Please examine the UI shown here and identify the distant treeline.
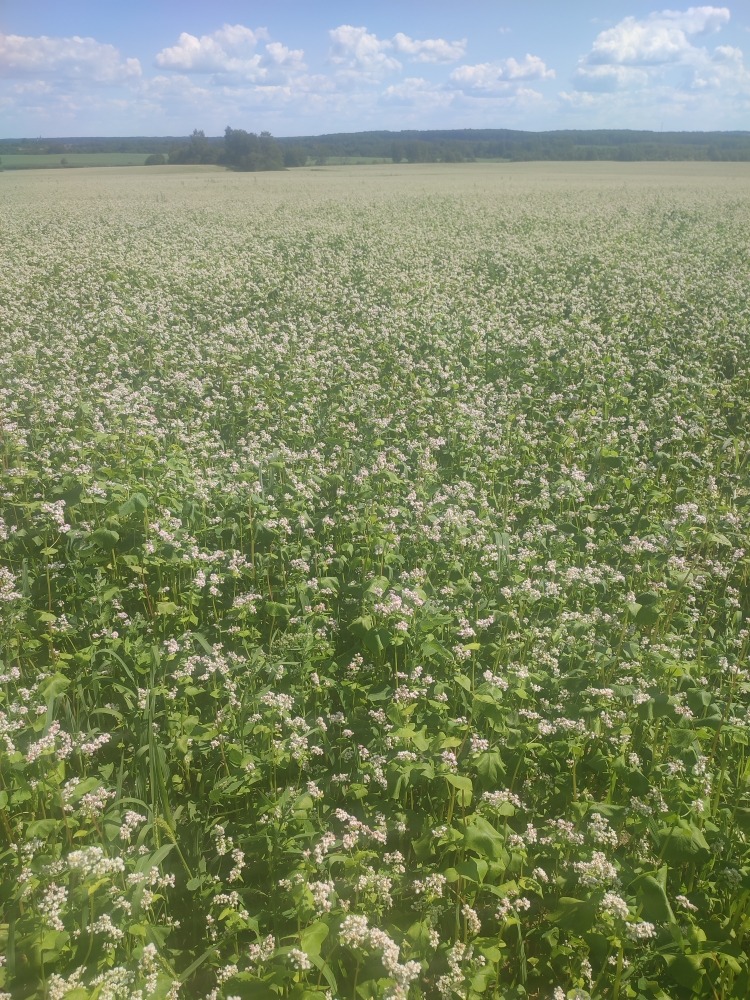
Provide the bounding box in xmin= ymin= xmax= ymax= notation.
xmin=0 ymin=129 xmax=299 ymax=172
xmin=3 ymin=127 xmax=750 ymax=166
xmin=286 ymin=128 xmax=750 ymax=163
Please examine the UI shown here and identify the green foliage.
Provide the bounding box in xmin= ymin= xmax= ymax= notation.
xmin=1 ymin=163 xmax=750 ymax=998
xmin=223 ymin=127 xmax=284 ymax=172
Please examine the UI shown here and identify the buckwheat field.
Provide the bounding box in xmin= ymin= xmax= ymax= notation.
xmin=2 ymin=161 xmax=750 ymax=1000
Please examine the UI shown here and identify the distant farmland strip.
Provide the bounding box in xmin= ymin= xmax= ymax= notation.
xmin=1 ymin=152 xmax=154 ymax=169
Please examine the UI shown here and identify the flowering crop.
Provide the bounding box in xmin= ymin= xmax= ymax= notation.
xmin=1 ymin=162 xmax=750 ymax=999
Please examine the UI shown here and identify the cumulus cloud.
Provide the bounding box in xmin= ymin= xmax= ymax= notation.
xmin=155 ymin=24 xmax=266 ymax=72
xmin=575 ymin=5 xmax=747 ymax=94
xmin=329 ymin=25 xmax=465 ymax=76
xmin=155 ymin=24 xmax=305 ymax=82
xmin=265 ymin=42 xmax=306 ymax=71
xmin=328 ymin=25 xmax=402 ymax=74
xmin=572 ymin=65 xmax=650 ymax=93
xmin=693 ymin=42 xmax=750 ymax=88
xmin=391 ymin=33 xmax=466 ymax=63
xmin=0 ymin=32 xmax=141 ymax=82
xmin=450 ymin=55 xmax=555 ymax=92
xmin=382 ymin=76 xmax=453 ymax=110
xmin=586 ymin=5 xmax=729 ymax=66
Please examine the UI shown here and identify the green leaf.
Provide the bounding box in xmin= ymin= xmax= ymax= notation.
xmin=300 ymin=920 xmax=329 ymax=959
xmin=665 ymin=953 xmax=706 ymax=989
xmin=224 ymin=976 xmax=277 ymax=1000
xmin=654 ymin=822 xmax=710 ymax=864
xmin=266 ymin=601 xmax=292 ymax=618
xmin=476 ymin=750 xmax=505 ymax=786
xmin=710 ymin=532 xmax=732 ymax=547
xmin=445 ymin=774 xmax=473 ymax=807
xmin=549 ymin=896 xmax=598 ymax=934
xmin=39 ymin=673 xmax=70 ymax=700
xmin=421 ymin=639 xmax=451 ymax=662
xmin=635 ymin=604 xmax=661 ymax=626
xmin=64 ymin=777 xmax=101 ymax=804
xmin=119 ymin=493 xmax=148 ymax=516
xmin=634 ymin=873 xmax=676 ymax=924
xmin=90 ymin=528 xmax=120 ymax=548
xmin=406 ymin=918 xmax=435 ymax=950
xmin=635 ymin=592 xmax=660 ymax=606
xmin=308 ymin=955 xmax=337 ymax=994
xmin=41 ymin=928 xmax=69 ymax=958
xmin=26 ymin=819 xmax=59 ymax=838
xmin=138 ymin=843 xmax=175 ymax=872
xmin=463 ymin=816 xmax=506 ymax=861
xmin=456 ymin=857 xmax=488 ymax=884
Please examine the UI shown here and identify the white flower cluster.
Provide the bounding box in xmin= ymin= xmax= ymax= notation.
xmin=437 ymin=941 xmax=486 ymax=998
xmin=340 ymin=914 xmax=421 ymax=997
xmin=67 ymin=846 xmax=125 ymax=878
xmin=0 ymin=566 xmax=22 ymax=603
xmin=248 ymin=934 xmax=276 ymax=965
xmin=573 ymin=851 xmax=619 ymax=888
xmin=600 ymin=891 xmax=630 ymax=920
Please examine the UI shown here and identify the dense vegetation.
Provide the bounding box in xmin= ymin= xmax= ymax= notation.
xmin=167 ymin=129 xmax=297 ymax=171
xmin=283 ymin=128 xmax=750 ymax=164
xmin=2 ymin=127 xmax=749 ymax=168
xmin=1 ymin=162 xmax=750 ymax=1000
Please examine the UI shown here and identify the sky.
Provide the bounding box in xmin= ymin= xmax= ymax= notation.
xmin=1 ymin=2 xmax=749 ymax=137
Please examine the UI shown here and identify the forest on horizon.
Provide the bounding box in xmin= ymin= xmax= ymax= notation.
xmin=2 ymin=126 xmax=750 ymax=167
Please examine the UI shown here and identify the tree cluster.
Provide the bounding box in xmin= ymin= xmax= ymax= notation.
xmin=161 ymin=128 xmax=305 ymax=171
xmin=221 ymin=128 xmax=283 ymax=171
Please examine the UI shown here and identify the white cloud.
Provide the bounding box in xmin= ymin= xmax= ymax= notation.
xmin=573 ymin=64 xmax=650 ymax=92
xmin=575 ymin=5 xmax=748 ymax=98
xmin=265 ymin=42 xmax=306 ymax=71
xmin=656 ymin=5 xmax=730 ymax=35
xmin=693 ymin=43 xmax=750 ymax=88
xmin=585 ymin=5 xmax=730 ymax=66
xmin=559 ymin=77 xmax=715 ymax=127
xmin=155 ymin=25 xmax=268 ymax=74
xmin=329 ymin=25 xmax=402 ymax=74
xmin=328 ymin=25 xmax=466 ymax=76
xmin=504 ymin=55 xmax=556 ymax=80
xmin=0 ymin=32 xmax=141 ymax=82
xmin=382 ymin=76 xmax=453 ymax=110
xmin=450 ymin=55 xmax=555 ymax=92
xmin=449 ymin=86 xmax=547 ymax=120
xmin=154 ymin=24 xmax=307 ymax=85
xmin=391 ymin=33 xmax=466 ymax=63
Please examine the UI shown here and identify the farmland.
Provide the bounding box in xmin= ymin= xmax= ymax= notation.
xmin=0 ymin=153 xmax=157 ymax=170
xmin=1 ymin=161 xmax=750 ymax=999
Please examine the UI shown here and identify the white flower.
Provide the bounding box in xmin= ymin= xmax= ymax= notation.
xmin=626 ymin=920 xmax=657 ymax=940
xmin=289 ymin=948 xmax=312 ymax=971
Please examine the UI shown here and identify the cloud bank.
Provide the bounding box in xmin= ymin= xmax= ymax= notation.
xmin=0 ymin=7 xmax=747 ymax=135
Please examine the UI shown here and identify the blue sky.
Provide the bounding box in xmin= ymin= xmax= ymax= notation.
xmin=1 ymin=2 xmax=749 ymax=136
